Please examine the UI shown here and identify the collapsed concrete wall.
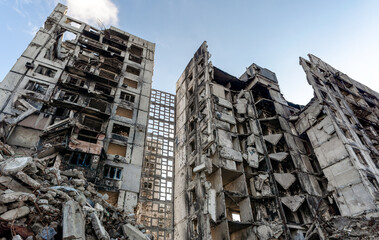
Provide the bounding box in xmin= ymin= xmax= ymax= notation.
xmin=174 ymin=43 xmax=379 ymax=240
xmin=0 ymin=3 xmax=154 ymax=213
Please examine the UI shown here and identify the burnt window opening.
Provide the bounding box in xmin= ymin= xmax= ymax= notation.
xmin=67 ymin=152 xmax=91 ymax=167
xmin=188 ymin=87 xmax=194 ymax=96
xmin=189 ymin=103 xmax=195 ymax=113
xmin=319 ymin=90 xmax=328 ymax=100
xmin=353 ymin=148 xmax=368 ymax=166
xmin=55 ymin=107 xmax=70 ymax=118
xmin=126 ymin=66 xmax=141 ymax=76
xmin=99 ymin=69 xmax=116 ymax=80
xmin=129 ymin=45 xmax=143 ymax=57
xmin=94 ymin=84 xmax=112 ymax=95
xmin=189 ymin=139 xmax=196 ymax=153
xmin=83 ymin=116 xmax=103 ymax=132
xmin=25 ymin=80 xmax=48 ymax=94
xmin=312 ymin=75 xmax=323 ymax=86
xmin=123 ymin=78 xmax=138 ymax=89
xmin=77 ymin=129 xmax=98 ymax=143
xmin=103 ymin=165 xmax=122 ymax=180
xmin=59 ymin=91 xmax=79 ymax=103
xmin=120 ymin=92 xmax=135 ymax=103
xmin=231 ymin=212 xmax=241 ymax=222
xmin=68 ymin=76 xmax=86 ymax=87
xmin=35 ymin=65 xmax=57 ymax=78
xmin=189 ymin=119 xmax=195 ymax=132
xmin=112 ymin=124 xmax=130 ymax=137
xmin=89 ymin=98 xmax=108 ymax=112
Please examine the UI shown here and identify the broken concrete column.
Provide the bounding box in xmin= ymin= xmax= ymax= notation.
xmin=62 ymin=200 xmax=85 ymax=240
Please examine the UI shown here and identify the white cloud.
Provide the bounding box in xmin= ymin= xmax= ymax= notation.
xmin=65 ymin=0 xmax=119 ymax=28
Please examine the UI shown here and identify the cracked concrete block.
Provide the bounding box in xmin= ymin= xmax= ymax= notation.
xmin=0 ymin=191 xmax=36 ymax=204
xmin=0 ymin=157 xmax=32 ymax=175
xmin=0 ymin=206 xmax=30 ymax=221
xmin=91 ymin=212 xmax=110 ymax=240
xmin=246 ymin=147 xmax=259 ymax=168
xmin=16 ymin=171 xmax=41 ymax=189
xmin=219 ymin=147 xmax=243 ymax=162
xmin=122 ymin=223 xmax=147 ymax=240
xmin=263 ymin=133 xmax=282 ymax=145
xmin=274 ymin=173 xmax=296 ymax=190
xmin=281 ymin=195 xmax=305 ymax=212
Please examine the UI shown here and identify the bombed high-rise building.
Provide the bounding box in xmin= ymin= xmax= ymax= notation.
xmin=174 ymin=42 xmax=379 ymax=239
xmin=0 ymin=3 xmax=378 ymax=240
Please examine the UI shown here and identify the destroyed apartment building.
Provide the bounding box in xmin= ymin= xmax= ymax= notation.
xmin=0 ymin=3 xmax=378 ymax=240
xmin=174 ymin=42 xmax=379 ymax=240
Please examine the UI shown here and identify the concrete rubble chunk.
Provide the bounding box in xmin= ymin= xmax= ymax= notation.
xmin=16 ymin=171 xmax=41 ymax=189
xmin=274 ymin=173 xmax=296 ymax=190
xmin=219 ymin=147 xmax=243 ymax=162
xmin=268 ymin=152 xmax=288 ymax=162
xmin=62 ymin=200 xmax=85 ymax=240
xmin=281 ymin=195 xmax=305 ymax=212
xmin=193 ymin=163 xmax=206 ymax=173
xmin=263 ymin=133 xmax=283 ymax=145
xmin=90 ymin=212 xmax=110 ymax=240
xmin=246 ymin=147 xmax=259 ymax=168
xmin=0 ymin=191 xmax=36 ymax=203
xmin=0 ymin=206 xmax=30 ymax=220
xmin=0 ymin=157 xmax=32 ymax=175
xmin=122 ymin=223 xmax=148 ymax=240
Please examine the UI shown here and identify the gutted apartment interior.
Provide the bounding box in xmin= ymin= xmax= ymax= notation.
xmin=0 ymin=3 xmax=155 ymax=213
xmin=174 ymin=42 xmax=378 ymax=240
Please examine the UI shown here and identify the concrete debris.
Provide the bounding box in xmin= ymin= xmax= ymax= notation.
xmin=263 ymin=133 xmax=283 ymax=145
xmin=122 ymin=223 xmax=148 ymax=240
xmin=0 ymin=141 xmax=151 ymax=239
xmin=274 ymin=173 xmax=296 ymax=190
xmin=280 ymin=195 xmax=305 ymax=212
xmin=268 ymin=152 xmax=288 ymax=162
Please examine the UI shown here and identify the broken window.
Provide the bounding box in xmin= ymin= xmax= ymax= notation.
xmin=126 ymin=65 xmax=141 ymax=76
xmin=123 ymin=78 xmax=138 ymax=89
xmin=82 ymin=116 xmax=103 ymax=132
xmin=116 ymin=107 xmax=133 ymax=119
xmin=25 ymin=80 xmax=48 ymax=94
xmin=129 ymin=45 xmax=143 ymax=57
xmin=103 ymin=165 xmax=122 ymax=180
xmin=59 ymin=91 xmax=79 ymax=103
xmin=99 ymin=69 xmax=116 ymax=80
xmin=94 ymin=84 xmax=112 ymax=95
xmin=35 ymin=65 xmax=57 ymax=77
xmin=68 ymin=75 xmax=86 ymax=87
xmin=120 ymin=91 xmax=135 ymax=102
xmin=77 ymin=129 xmax=98 ymax=143
xmin=67 ymin=152 xmax=91 ymax=167
xmin=89 ymin=98 xmax=108 ymax=112
xmin=112 ymin=124 xmax=130 ymax=137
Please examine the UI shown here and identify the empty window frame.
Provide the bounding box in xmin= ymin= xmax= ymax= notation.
xmin=65 ymin=18 xmax=81 ymax=29
xmin=112 ymin=124 xmax=130 ymax=137
xmin=99 ymin=69 xmax=116 ymax=80
xmin=129 ymin=45 xmax=143 ymax=57
xmin=25 ymin=80 xmax=48 ymax=94
xmin=68 ymin=75 xmax=86 ymax=87
xmin=107 ymin=142 xmax=127 ymax=157
xmin=120 ymin=91 xmax=135 ymax=102
xmin=123 ymin=78 xmax=138 ymax=89
xmin=126 ymin=66 xmax=141 ymax=76
xmin=103 ymin=165 xmax=122 ymax=180
xmin=67 ymin=152 xmax=91 ymax=167
xmin=35 ymin=65 xmax=57 ymax=78
xmin=89 ymin=98 xmax=108 ymax=112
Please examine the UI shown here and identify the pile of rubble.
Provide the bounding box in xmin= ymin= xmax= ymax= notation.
xmin=0 ymin=142 xmax=149 ymax=240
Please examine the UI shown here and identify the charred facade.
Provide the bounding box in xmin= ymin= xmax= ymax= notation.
xmin=0 ymin=4 xmax=155 ymax=213
xmin=174 ymin=42 xmax=379 ymax=239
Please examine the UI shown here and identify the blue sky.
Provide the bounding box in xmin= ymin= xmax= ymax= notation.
xmin=0 ymin=0 xmax=378 ymax=104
